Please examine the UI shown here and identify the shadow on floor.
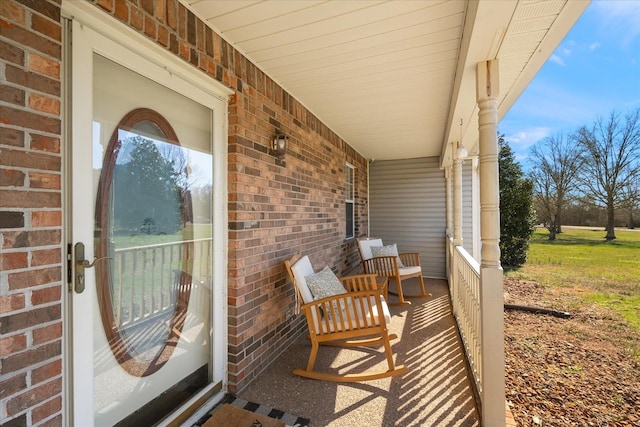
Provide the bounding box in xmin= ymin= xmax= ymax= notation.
xmin=236 ymin=278 xmax=480 ymax=427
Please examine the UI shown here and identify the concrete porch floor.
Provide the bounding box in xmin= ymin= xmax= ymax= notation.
xmin=229 ymin=278 xmax=481 ymax=427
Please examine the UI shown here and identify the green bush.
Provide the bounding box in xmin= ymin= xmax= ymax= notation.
xmin=499 ymin=136 xmax=536 ymax=267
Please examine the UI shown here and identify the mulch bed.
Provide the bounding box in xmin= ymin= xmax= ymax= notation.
xmin=504 ymin=277 xmax=640 ymax=426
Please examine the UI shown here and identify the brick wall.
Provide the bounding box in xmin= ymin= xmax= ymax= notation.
xmin=1 ymin=0 xmax=369 ymax=424
xmin=1 ymin=0 xmax=64 ymax=426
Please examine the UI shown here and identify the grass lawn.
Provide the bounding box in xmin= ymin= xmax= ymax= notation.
xmin=506 ymin=226 xmax=640 ymax=331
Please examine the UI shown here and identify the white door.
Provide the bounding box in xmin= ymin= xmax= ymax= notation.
xmin=68 ymin=14 xmax=227 ymax=427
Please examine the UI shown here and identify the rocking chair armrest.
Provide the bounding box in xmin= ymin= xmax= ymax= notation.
xmin=299 ymin=289 xmax=382 ymax=310
xmin=398 ymin=252 xmax=421 ymax=266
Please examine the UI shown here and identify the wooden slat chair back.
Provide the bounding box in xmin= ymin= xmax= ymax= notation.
xmin=357 ymin=237 xmax=431 ymax=305
xmin=284 ymin=253 xmax=407 ymax=382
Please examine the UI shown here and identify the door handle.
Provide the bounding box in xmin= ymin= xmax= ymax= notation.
xmin=74 ymin=242 xmax=110 ymax=293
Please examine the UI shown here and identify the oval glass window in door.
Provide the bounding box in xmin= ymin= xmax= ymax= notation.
xmin=95 ymin=108 xmax=195 ymax=377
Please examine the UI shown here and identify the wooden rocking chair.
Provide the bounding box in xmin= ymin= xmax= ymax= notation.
xmin=357 ymin=238 xmax=431 ymax=306
xmin=284 ymin=254 xmax=408 ymax=382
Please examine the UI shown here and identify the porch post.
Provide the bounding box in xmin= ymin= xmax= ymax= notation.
xmin=476 ymin=59 xmax=505 ymax=425
xmin=445 ymin=165 xmax=452 ymax=237
xmin=453 ymin=144 xmax=464 ymax=247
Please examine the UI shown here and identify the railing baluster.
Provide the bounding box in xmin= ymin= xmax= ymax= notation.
xmin=116 ymin=251 xmax=122 ymax=327
xmin=129 ymin=251 xmax=138 ymax=323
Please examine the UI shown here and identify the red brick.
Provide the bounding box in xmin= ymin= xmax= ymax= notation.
xmin=29 ymin=172 xmax=61 ymax=189
xmin=31 ymin=248 xmax=61 ymax=266
xmin=19 ymin=0 xmax=60 ymax=22
xmin=0 ymin=127 xmax=24 ymax=147
xmin=2 ymin=229 xmax=61 ymax=249
xmin=30 ymin=134 xmax=60 ymax=153
xmin=32 ymin=323 xmax=62 ymax=350
xmin=167 ymin=0 xmax=178 ymax=30
xmin=157 ymin=24 xmax=169 ymax=47
xmin=97 ymin=0 xmax=113 ymax=13
xmin=130 ymin=6 xmax=143 ymax=30
xmin=0 ymin=251 xmax=28 ymax=269
xmin=178 ymin=5 xmax=186 ymax=41
xmin=31 ymin=285 xmax=61 ymax=306
xmin=0 ymin=19 xmax=60 ymax=59
xmin=0 ymin=147 xmax=60 ymax=170
xmin=140 ymin=0 xmax=153 ymax=14
xmin=31 ymin=210 xmax=61 ymax=227
xmin=1 ymin=210 xmax=25 ymax=228
xmin=0 ymin=332 xmax=27 ymax=355
xmin=5 ymin=64 xmax=60 ymax=97
xmin=0 ymin=1 xmax=26 ymax=25
xmin=31 ymin=14 xmax=62 ymax=42
xmin=0 ymin=293 xmax=25 ymax=314
xmin=155 ymin=0 xmax=166 ymax=23
xmin=114 ymin=0 xmax=128 ymax=21
xmin=0 ymin=190 xmax=61 ymax=209
xmin=0 ymin=372 xmax=27 ymax=398
xmin=144 ymin=13 xmax=156 ymax=39
xmin=6 ymin=377 xmax=62 ymax=416
xmin=0 ymin=169 xmax=26 ymax=186
xmin=28 ymin=53 xmax=60 ymax=79
xmin=39 ymin=414 xmax=62 ymax=427
xmin=8 ymin=267 xmax=61 ymax=291
xmin=28 ymin=93 xmax=60 ymax=115
xmin=0 ymin=106 xmax=60 ymax=135
xmin=32 ymin=396 xmax=62 ymax=424
xmin=0 ymin=84 xmax=25 ymax=105
xmin=0 ymin=340 xmax=60 ymax=374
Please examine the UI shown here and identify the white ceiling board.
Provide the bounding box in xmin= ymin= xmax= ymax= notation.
xmin=185 ymin=0 xmax=589 ymax=162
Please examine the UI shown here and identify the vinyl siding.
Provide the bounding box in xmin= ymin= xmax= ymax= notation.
xmin=369 ymin=157 xmax=446 ymax=278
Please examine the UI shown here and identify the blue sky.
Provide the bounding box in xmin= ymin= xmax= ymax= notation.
xmin=499 ymin=0 xmax=640 ymax=167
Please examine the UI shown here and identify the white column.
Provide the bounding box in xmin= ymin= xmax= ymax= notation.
xmin=445 ymin=165 xmax=452 ymax=237
xmin=453 ymin=142 xmax=464 ymax=247
xmin=444 ymin=165 xmax=454 ymax=298
xmin=476 ymin=59 xmax=505 ymax=426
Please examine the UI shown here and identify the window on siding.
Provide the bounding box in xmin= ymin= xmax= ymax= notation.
xmin=345 ymin=163 xmax=355 ymax=239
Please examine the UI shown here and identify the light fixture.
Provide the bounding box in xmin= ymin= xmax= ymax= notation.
xmin=456 ymin=144 xmax=468 ymax=160
xmin=456 ymin=118 xmax=467 ymax=160
xmin=272 ymin=132 xmax=287 ymax=159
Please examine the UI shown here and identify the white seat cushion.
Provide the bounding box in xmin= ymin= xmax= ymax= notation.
xmin=398 ymin=266 xmax=421 ymax=276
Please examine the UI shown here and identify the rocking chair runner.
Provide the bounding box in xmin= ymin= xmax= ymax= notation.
xmin=284 ymin=254 xmax=408 ymax=382
xmin=357 ymin=238 xmax=431 ymax=306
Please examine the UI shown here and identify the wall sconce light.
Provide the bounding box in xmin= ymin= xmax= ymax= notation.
xmin=456 ymin=143 xmax=468 ymax=160
xmin=272 ymin=132 xmax=287 ymax=159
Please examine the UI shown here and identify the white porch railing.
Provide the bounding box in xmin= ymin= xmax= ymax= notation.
xmin=450 ymin=239 xmax=482 ymax=389
xmin=111 ymin=238 xmax=212 ymax=329
xmin=449 ymin=236 xmax=504 ymax=422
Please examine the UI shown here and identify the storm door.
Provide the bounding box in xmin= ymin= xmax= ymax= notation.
xmin=67 ymin=16 xmax=227 ymax=427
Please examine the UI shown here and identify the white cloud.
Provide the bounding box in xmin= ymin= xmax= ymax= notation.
xmin=504 ymin=127 xmax=552 ymax=152
xmin=591 ymin=0 xmax=640 ymax=46
xmin=549 ymin=54 xmax=565 ymax=66
xmin=588 ymin=42 xmax=601 ymax=51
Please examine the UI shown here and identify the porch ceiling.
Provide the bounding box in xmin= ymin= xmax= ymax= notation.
xmin=185 ymin=0 xmax=588 ymax=165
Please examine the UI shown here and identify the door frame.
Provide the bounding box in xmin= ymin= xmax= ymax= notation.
xmin=62 ymin=2 xmax=232 ymax=425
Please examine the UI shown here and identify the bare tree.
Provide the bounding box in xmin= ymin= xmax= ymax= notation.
xmin=575 ymin=108 xmax=640 ymax=240
xmin=620 ymin=178 xmax=640 ymax=229
xmin=529 ymin=133 xmax=584 ymax=240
